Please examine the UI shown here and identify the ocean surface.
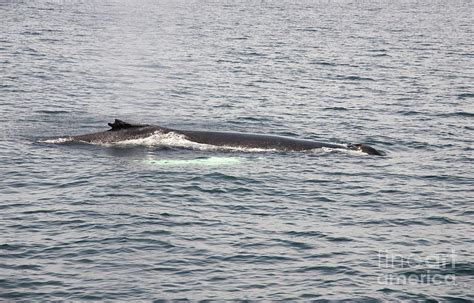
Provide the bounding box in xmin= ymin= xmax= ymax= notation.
xmin=1 ymin=0 xmax=473 ymax=301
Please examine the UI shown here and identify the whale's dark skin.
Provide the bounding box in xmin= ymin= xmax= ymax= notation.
xmin=65 ymin=119 xmax=383 ymax=156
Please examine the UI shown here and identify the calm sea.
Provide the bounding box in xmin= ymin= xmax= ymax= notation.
xmin=0 ymin=0 xmax=473 ymax=301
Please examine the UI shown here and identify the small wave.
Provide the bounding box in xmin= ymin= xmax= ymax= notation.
xmin=337 ymin=75 xmax=376 ymax=81
xmin=372 ymin=53 xmax=390 ymax=57
xmin=323 ymin=106 xmax=348 ymax=111
xmin=398 ymin=110 xmax=423 ymax=116
xmin=457 ymin=93 xmax=474 ymax=99
xmin=435 ymin=111 xmax=473 ymax=118
xmin=21 ymin=31 xmax=41 ymax=36
xmin=299 ymin=27 xmax=319 ymax=32
xmin=36 ymin=110 xmax=70 ymax=114
xmin=310 ymin=60 xmax=336 ymax=66
xmin=293 ymin=265 xmax=357 ymax=274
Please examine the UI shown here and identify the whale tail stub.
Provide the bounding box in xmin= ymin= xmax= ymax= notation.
xmin=348 ymin=143 xmax=384 ymax=156
xmin=108 ymin=119 xmax=148 ymax=131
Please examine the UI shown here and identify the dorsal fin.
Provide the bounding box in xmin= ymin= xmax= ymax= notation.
xmin=107 ymin=119 xmax=147 ymax=131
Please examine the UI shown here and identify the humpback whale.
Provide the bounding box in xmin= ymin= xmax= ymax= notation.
xmin=59 ymin=119 xmax=383 ymax=156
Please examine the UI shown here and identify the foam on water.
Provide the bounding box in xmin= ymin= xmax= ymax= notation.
xmin=39 ymin=137 xmax=73 ymax=144
xmin=143 ymin=156 xmax=244 ymax=166
xmin=112 ymin=131 xmax=189 ymax=147
xmin=107 ymin=131 xmax=279 ymax=153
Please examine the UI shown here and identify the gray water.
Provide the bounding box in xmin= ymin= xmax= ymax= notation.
xmin=1 ymin=0 xmax=473 ymax=301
